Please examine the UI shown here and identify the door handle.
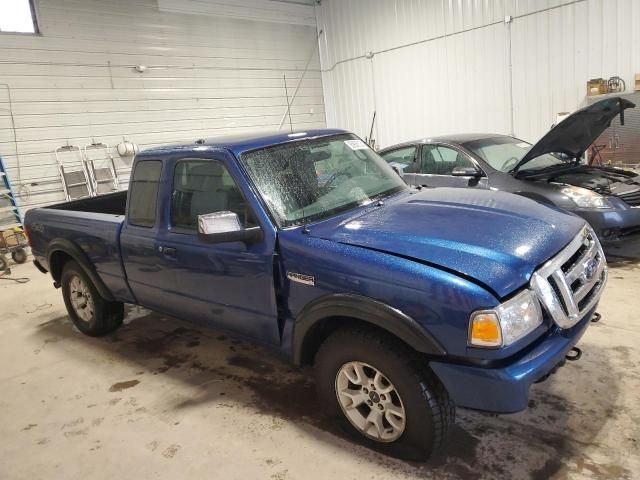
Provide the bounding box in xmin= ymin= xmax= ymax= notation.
xmin=159 ymin=246 xmax=177 ymax=257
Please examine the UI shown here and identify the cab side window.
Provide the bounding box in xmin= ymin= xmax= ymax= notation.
xmin=128 ymin=160 xmax=162 ymax=227
xmin=171 ymin=159 xmax=257 ymax=232
xmin=381 ymin=146 xmax=417 ymax=172
xmin=421 ymin=145 xmax=475 ymax=175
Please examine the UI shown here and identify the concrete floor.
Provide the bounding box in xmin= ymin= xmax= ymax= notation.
xmin=1 ymin=244 xmax=639 ymax=480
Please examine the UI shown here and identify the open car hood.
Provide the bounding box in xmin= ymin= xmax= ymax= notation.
xmin=514 ymin=97 xmax=635 ymax=172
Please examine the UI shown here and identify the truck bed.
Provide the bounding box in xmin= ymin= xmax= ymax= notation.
xmin=46 ymin=191 xmax=127 ymax=215
xmin=26 ymin=192 xmax=134 ymax=303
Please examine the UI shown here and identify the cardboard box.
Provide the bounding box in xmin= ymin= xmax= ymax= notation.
xmin=635 ymin=74 xmax=640 ymax=92
xmin=587 ymin=78 xmax=608 ymax=96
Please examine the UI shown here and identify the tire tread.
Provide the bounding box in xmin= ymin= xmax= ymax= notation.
xmin=315 ymin=326 xmax=454 ymax=458
xmin=61 ymin=260 xmax=123 ymax=336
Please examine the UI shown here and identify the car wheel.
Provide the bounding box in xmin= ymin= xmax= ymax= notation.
xmin=61 ymin=260 xmax=123 ymax=336
xmin=314 ymin=327 xmax=454 ymax=460
xmin=11 ymin=248 xmax=27 ymax=264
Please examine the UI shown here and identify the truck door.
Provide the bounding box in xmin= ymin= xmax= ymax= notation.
xmin=150 ymin=155 xmax=280 ymax=346
xmin=414 ymin=144 xmax=488 ymax=189
xmin=120 ymin=160 xmax=168 ymax=310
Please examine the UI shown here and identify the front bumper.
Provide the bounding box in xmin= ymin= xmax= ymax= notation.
xmin=575 ymin=199 xmax=640 ymax=244
xmin=430 ymin=308 xmax=595 ymax=413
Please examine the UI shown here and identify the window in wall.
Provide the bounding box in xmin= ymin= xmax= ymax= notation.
xmin=128 ymin=161 xmax=162 ymax=227
xmin=0 ymin=0 xmax=38 ymax=34
xmin=171 ymin=159 xmax=257 ymax=232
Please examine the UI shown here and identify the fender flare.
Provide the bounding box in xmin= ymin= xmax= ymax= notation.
xmin=47 ymin=238 xmax=116 ymax=302
xmin=292 ymin=293 xmax=446 ymax=365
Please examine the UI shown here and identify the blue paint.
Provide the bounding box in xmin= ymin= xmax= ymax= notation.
xmin=25 ymin=129 xmax=600 ymax=414
xmin=431 ymin=308 xmax=595 ymax=413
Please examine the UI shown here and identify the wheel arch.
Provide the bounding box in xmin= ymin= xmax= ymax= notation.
xmin=47 ymin=239 xmax=115 ymax=302
xmin=292 ymin=294 xmax=446 ymax=366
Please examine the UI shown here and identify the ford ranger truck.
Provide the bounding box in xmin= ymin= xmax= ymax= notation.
xmin=25 ymin=129 xmax=607 ymax=460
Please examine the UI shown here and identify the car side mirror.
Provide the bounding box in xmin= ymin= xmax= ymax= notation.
xmin=451 ymin=166 xmax=482 ymax=177
xmin=197 ymin=211 xmax=263 ymax=244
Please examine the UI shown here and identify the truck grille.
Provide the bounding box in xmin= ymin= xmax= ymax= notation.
xmin=618 ymin=188 xmax=640 ymax=207
xmin=530 ymin=227 xmax=607 ymax=329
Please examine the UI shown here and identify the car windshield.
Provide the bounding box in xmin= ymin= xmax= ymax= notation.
xmin=464 ymin=136 xmax=575 ymax=173
xmin=241 ymin=134 xmax=408 ymax=227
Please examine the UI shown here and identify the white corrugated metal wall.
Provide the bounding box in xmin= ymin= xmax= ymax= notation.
xmin=0 ymin=0 xmax=325 ymax=212
xmin=315 ymin=0 xmax=640 ymax=148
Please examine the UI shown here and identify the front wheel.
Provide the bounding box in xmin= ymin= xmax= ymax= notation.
xmin=314 ymin=328 xmax=454 ymax=460
xmin=0 ymin=254 xmax=7 ymax=271
xmin=61 ymin=260 xmax=123 ymax=336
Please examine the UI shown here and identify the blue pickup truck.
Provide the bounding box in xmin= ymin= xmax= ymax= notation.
xmin=25 ymin=129 xmax=607 ymax=459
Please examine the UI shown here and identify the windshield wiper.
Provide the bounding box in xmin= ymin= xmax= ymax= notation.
xmin=369 ymin=185 xmax=406 ymax=203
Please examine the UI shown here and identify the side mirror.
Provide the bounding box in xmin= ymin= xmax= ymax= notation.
xmin=451 ymin=166 xmax=482 ymax=177
xmin=197 ymin=211 xmax=263 ymax=244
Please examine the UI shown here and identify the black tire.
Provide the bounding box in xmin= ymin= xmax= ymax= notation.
xmin=11 ymin=248 xmax=27 ymax=264
xmin=0 ymin=255 xmax=7 ymax=271
xmin=61 ymin=260 xmax=124 ymax=336
xmin=314 ymin=327 xmax=454 ymax=460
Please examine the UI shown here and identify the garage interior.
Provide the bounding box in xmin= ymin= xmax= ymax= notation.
xmin=1 ymin=1 xmax=640 ymax=479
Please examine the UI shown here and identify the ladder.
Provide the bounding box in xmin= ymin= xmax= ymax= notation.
xmin=83 ymin=142 xmax=119 ymax=195
xmin=55 ymin=145 xmax=93 ymax=201
xmin=0 ymin=154 xmax=22 ymax=229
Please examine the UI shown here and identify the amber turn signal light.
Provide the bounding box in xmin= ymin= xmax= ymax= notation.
xmin=469 ymin=312 xmax=502 ymax=347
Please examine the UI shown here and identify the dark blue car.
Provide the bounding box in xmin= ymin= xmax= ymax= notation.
xmin=380 ymin=97 xmax=640 ymax=245
xmin=25 ymin=129 xmax=606 ymax=459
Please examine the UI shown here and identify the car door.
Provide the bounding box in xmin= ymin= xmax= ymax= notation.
xmin=124 ymin=154 xmax=281 ymax=346
xmin=379 ymin=145 xmax=419 ymax=184
xmin=415 ymin=144 xmax=488 ymax=189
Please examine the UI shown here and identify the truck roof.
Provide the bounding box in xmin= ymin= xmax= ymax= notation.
xmin=137 ymin=128 xmax=350 ymax=159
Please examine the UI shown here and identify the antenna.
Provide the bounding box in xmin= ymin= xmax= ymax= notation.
xmin=283 ymin=74 xmax=294 ymax=134
xmin=368 ymin=111 xmax=377 ymax=148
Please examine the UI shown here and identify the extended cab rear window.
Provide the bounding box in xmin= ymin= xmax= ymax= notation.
xmin=128 ymin=160 xmax=162 ymax=227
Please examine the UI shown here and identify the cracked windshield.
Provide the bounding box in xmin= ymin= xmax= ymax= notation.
xmin=241 ymin=134 xmax=407 ymax=226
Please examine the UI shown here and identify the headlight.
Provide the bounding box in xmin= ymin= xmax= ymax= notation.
xmin=561 ymin=186 xmax=612 ymax=209
xmin=469 ymin=290 xmax=543 ymax=348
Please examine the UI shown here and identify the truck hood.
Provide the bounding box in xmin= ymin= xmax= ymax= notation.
xmin=309 ymin=188 xmax=585 ymax=298
xmin=514 ymin=97 xmax=635 ymax=172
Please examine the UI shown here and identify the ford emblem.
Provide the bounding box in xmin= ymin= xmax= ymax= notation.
xmin=583 ymin=258 xmax=598 ymax=281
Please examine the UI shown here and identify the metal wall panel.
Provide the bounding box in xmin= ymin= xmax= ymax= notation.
xmin=158 ymin=0 xmax=317 ymax=26
xmin=317 ymin=0 xmax=640 ymax=147
xmin=0 ymin=0 xmax=325 ymax=211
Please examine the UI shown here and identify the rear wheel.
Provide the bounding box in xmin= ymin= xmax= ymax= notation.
xmin=314 ymin=327 xmax=454 ymax=460
xmin=0 ymin=255 xmax=8 ymax=271
xmin=61 ymin=260 xmax=123 ymax=336
xmin=11 ymin=248 xmax=27 ymax=264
